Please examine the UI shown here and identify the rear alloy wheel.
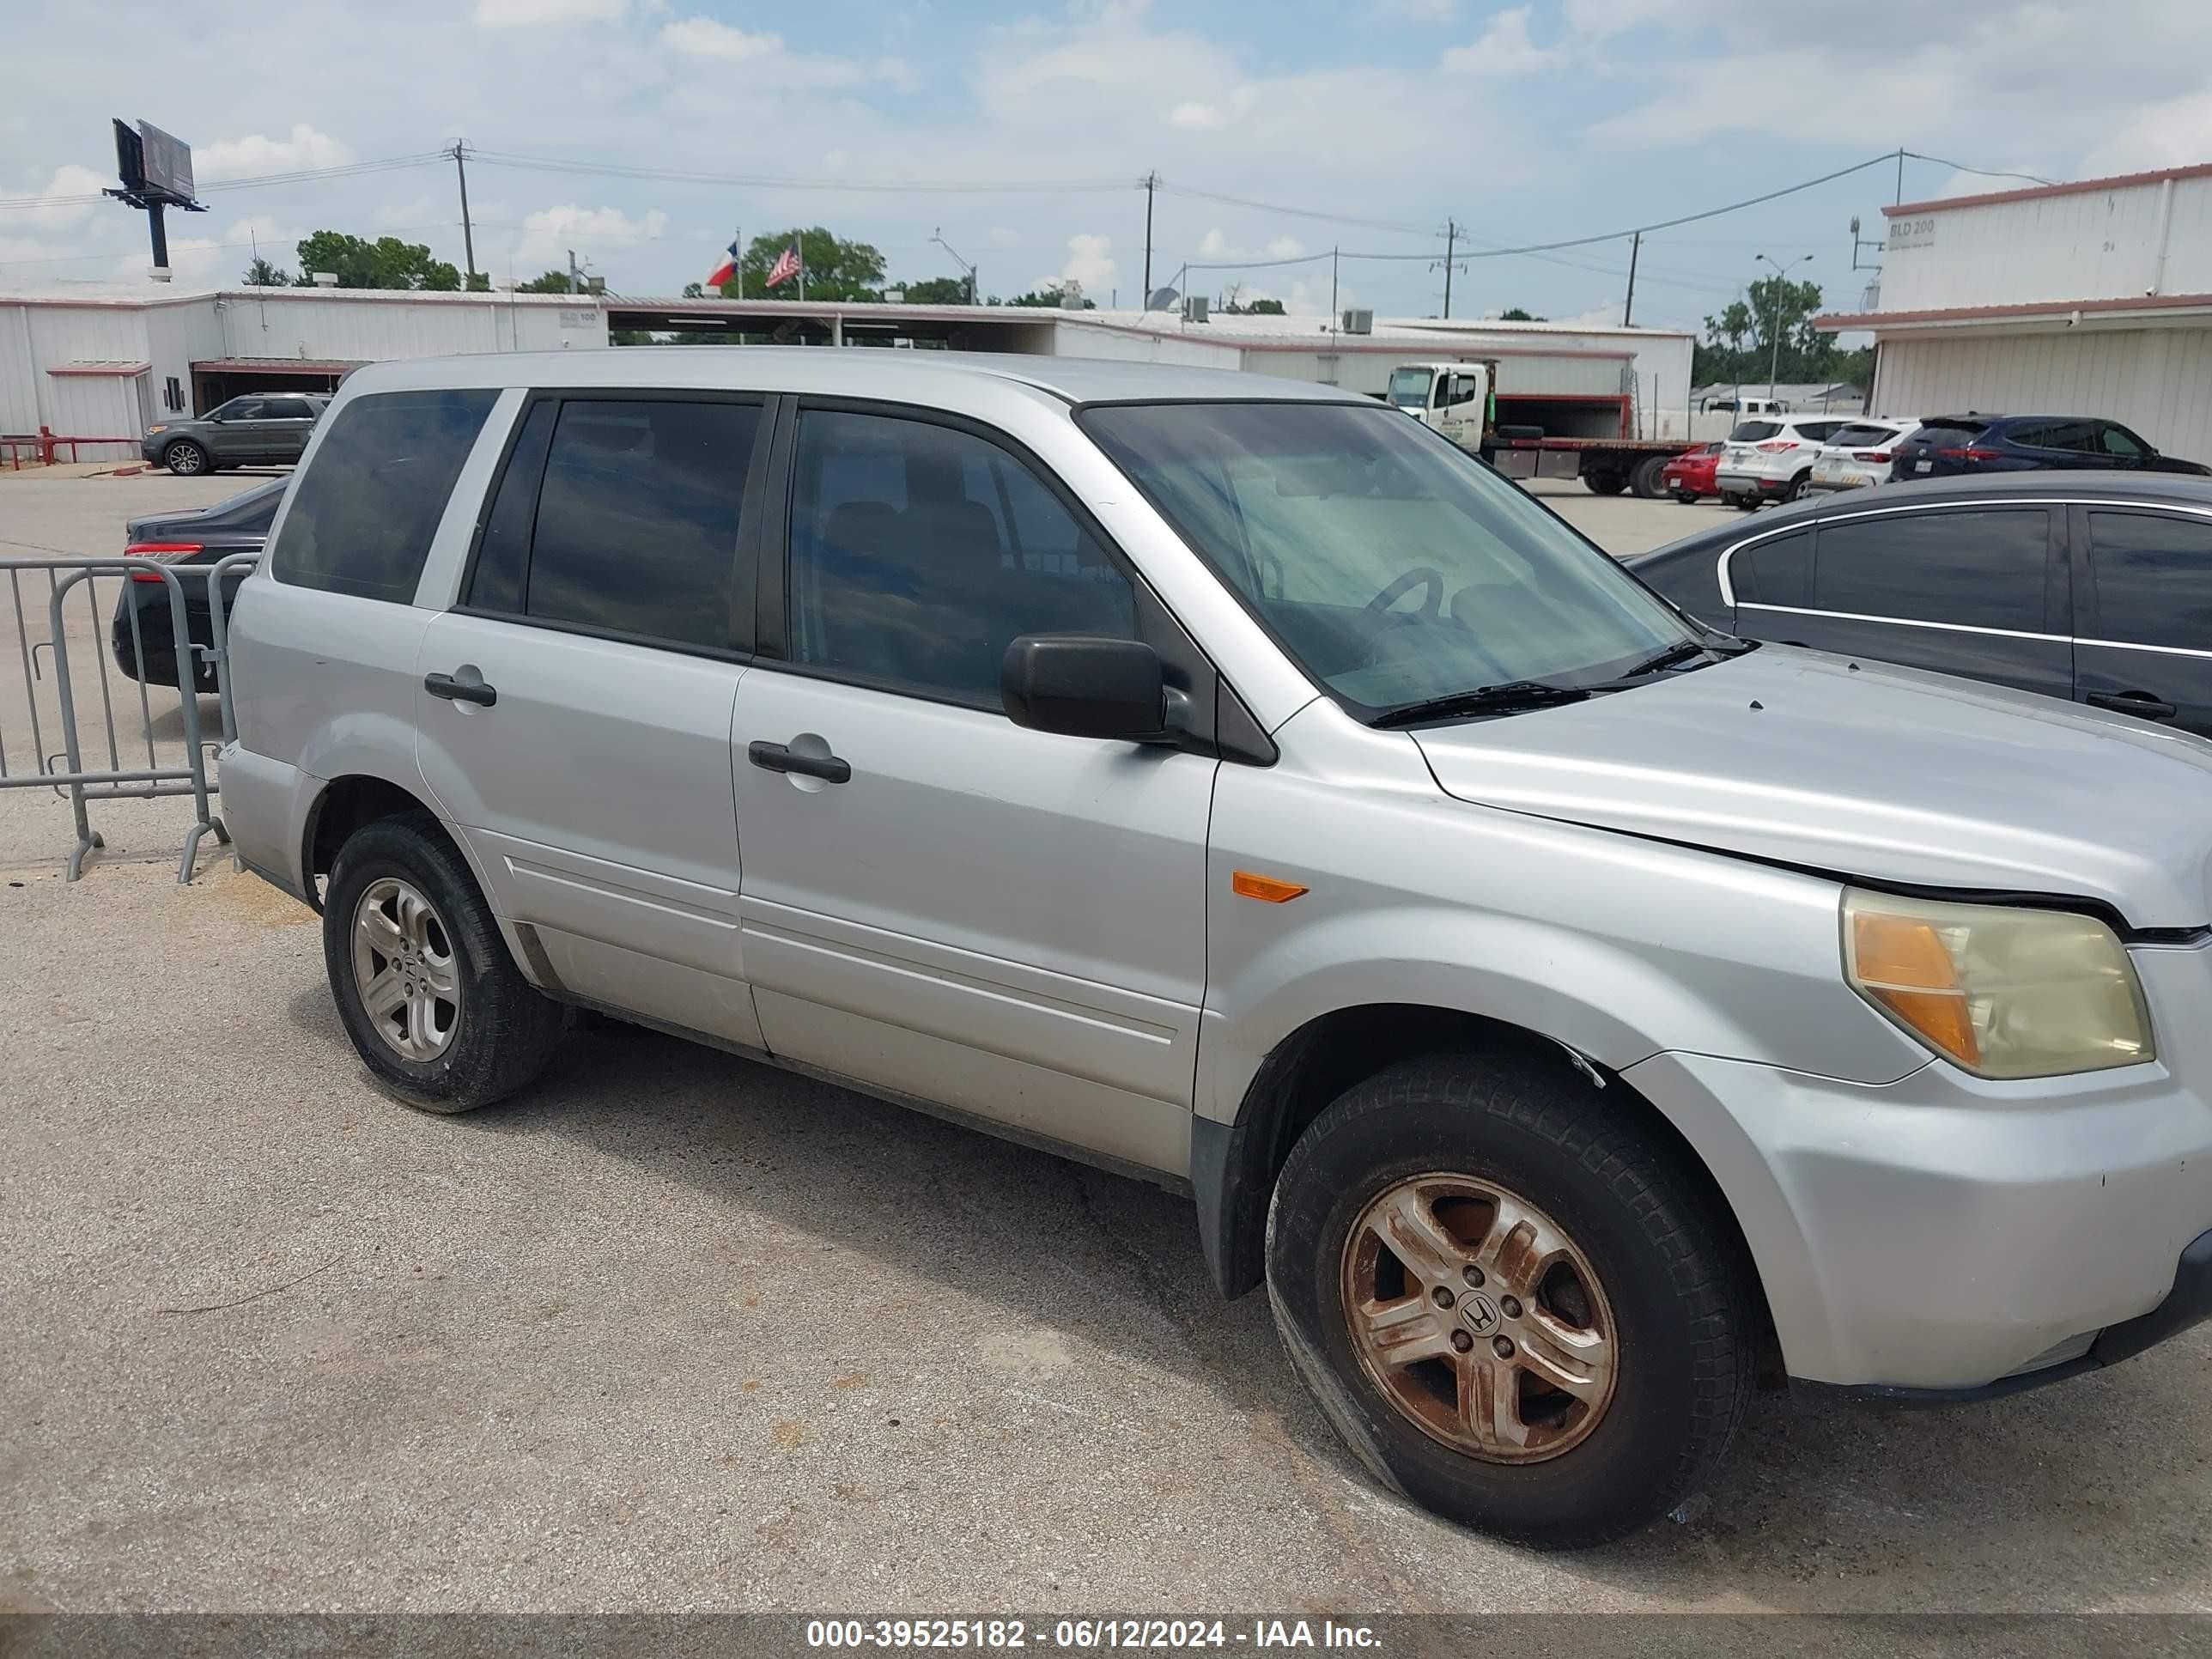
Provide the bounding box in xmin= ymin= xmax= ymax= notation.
xmin=163 ymin=440 xmax=207 ymax=476
xmin=1266 ymin=1054 xmax=1757 ymax=1549
xmin=1782 ymin=471 xmax=1812 ymax=503
xmin=323 ymin=810 xmax=561 ymax=1112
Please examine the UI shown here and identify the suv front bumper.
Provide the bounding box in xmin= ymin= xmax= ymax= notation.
xmin=1623 ymin=942 xmax=2212 ymax=1392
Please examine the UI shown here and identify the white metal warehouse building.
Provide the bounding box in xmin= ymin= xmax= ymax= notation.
xmin=1 ymin=279 xmax=1693 ymax=463
xmin=1820 ymin=161 xmax=2212 ymax=461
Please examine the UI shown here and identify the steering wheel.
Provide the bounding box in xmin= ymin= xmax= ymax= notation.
xmin=1361 ymin=567 xmax=1447 ymax=629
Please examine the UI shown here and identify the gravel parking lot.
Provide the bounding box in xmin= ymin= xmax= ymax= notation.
xmin=3 ymin=471 xmax=2209 ymax=1619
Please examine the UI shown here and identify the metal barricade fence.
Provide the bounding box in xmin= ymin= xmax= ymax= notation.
xmin=0 ymin=555 xmax=254 ymax=881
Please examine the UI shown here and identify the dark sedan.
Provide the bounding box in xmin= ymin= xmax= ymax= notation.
xmin=1628 ymin=472 xmax=2212 ymax=738
xmin=111 ymin=477 xmax=283 ymax=691
xmin=1890 ymin=413 xmax=2209 ymax=482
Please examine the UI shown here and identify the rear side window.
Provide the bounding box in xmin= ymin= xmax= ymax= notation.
xmin=1729 ymin=422 xmax=1780 ymax=442
xmin=501 ymin=398 xmax=761 ymax=650
xmin=1733 ymin=530 xmax=1810 ymax=605
xmin=2086 ymin=510 xmax=2212 ymax=649
xmin=1813 ymin=508 xmax=2050 ymax=630
xmin=269 ymin=388 xmax=498 ymax=603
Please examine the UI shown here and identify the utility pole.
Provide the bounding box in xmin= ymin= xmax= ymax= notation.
xmin=1622 ymin=230 xmax=1641 ymax=326
xmin=1895 ymin=146 xmax=1905 ymax=206
xmin=1442 ymin=217 xmax=1457 ymax=319
xmin=1330 ymin=246 xmax=1340 ymax=334
xmin=452 ymin=141 xmax=478 ymax=289
xmin=1141 ymin=172 xmax=1158 ymax=306
xmin=568 ymin=249 xmax=580 ymax=295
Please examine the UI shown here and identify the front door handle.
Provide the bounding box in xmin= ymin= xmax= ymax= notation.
xmin=424 ymin=670 xmax=496 ymax=707
xmin=2087 ymin=689 xmax=2179 ymax=721
xmin=748 ymin=739 xmax=851 ymax=784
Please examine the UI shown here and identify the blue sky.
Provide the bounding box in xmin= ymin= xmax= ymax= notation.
xmin=6 ymin=0 xmax=2209 ymax=330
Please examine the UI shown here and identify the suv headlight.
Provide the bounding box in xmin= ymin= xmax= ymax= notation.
xmin=144 ymin=424 xmax=167 ymax=434
xmin=1842 ymin=888 xmax=2154 ymax=1079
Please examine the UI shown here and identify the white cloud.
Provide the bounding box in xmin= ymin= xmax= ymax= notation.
xmin=474 ymin=0 xmax=623 ymax=26
xmin=1560 ymin=0 xmax=1675 ymax=37
xmin=9 ymin=163 xmax=105 ymax=229
xmin=988 ymin=227 xmax=1022 ymax=249
xmin=374 ymin=194 xmax=440 ymax=228
xmin=507 ymin=203 xmax=670 ymax=273
xmin=2081 ymin=87 xmax=2212 ymax=177
xmin=1198 ymin=227 xmax=1229 ymax=258
xmin=1372 ymin=0 xmax=1455 ymax=19
xmin=1171 ymin=100 xmax=1227 ymax=130
xmin=1058 ymin=232 xmax=1116 ymax=295
xmin=659 ymin=16 xmax=907 ymax=89
xmin=1443 ymin=5 xmax=1551 ymax=76
xmin=1266 ymin=235 xmax=1304 ymax=258
xmin=195 ymin=125 xmax=358 ymax=182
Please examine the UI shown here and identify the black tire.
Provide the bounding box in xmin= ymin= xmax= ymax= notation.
xmin=321 ymin=810 xmax=560 ymax=1114
xmin=1630 ymin=456 xmax=1668 ymax=499
xmin=1729 ymin=493 xmax=1759 ymax=513
xmin=1584 ymin=471 xmax=1626 ymax=497
xmin=163 ymin=440 xmax=208 ymax=477
xmin=1782 ymin=471 xmax=1812 ymax=503
xmin=1673 ymin=491 xmax=1698 ymax=505
xmin=1265 ymin=1053 xmax=1756 ymax=1550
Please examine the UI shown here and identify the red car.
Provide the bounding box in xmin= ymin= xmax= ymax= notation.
xmin=1660 ymin=441 xmax=1725 ymax=503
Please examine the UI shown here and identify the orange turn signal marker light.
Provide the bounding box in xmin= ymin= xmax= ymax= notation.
xmin=1233 ymin=871 xmax=1309 ymax=904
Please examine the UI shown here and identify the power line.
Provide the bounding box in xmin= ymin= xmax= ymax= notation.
xmin=1152 ymin=180 xmax=1437 ymax=238
xmin=0 ymin=152 xmax=448 ymax=212
xmin=466 ymin=150 xmax=1132 ymax=196
xmin=1901 ymin=150 xmax=2062 ymax=190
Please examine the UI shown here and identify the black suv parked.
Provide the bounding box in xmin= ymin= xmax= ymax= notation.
xmin=1891 ymin=414 xmax=2209 ymax=481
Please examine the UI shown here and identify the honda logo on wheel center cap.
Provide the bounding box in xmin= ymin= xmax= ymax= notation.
xmin=1462 ymin=1293 xmax=1502 ymax=1335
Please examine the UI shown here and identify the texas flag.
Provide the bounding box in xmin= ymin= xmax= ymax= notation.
xmin=704 ymin=239 xmax=740 ymax=290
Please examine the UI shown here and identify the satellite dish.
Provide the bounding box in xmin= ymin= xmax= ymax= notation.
xmin=1146 ymin=286 xmax=1180 ymax=311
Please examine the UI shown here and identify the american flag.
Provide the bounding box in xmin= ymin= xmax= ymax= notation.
xmin=765 ymin=238 xmax=802 ymax=289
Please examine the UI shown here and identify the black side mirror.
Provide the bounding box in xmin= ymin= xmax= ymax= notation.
xmin=1002 ymin=635 xmax=1167 ymax=742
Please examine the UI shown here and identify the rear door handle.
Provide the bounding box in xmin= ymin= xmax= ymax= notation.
xmin=424 ymin=670 xmax=496 ymax=707
xmin=748 ymin=739 xmax=851 ymax=784
xmin=2087 ymin=689 xmax=2178 ymax=721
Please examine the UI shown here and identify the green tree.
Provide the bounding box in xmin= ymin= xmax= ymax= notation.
xmin=514 ymin=269 xmax=579 ymax=294
xmin=1001 ymin=283 xmax=1094 ymax=309
xmin=896 ymin=275 xmax=974 ymax=305
xmin=1498 ymin=306 xmax=1546 ymax=321
xmin=1221 ymin=296 xmax=1285 ymax=315
xmin=710 ymin=228 xmax=884 ymax=301
xmin=241 ymin=256 xmax=289 ymax=286
xmin=1691 ymin=276 xmax=1863 ymax=388
xmin=466 ymin=271 xmax=491 ymax=292
xmin=292 ymin=231 xmax=461 ymax=291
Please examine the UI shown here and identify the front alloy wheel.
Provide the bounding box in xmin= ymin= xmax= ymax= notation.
xmin=350 ymin=876 xmax=459 ymax=1060
xmin=164 ymin=440 xmax=206 ymax=476
xmin=1340 ymin=1173 xmax=1617 ymax=1463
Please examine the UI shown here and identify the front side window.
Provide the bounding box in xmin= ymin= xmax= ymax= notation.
xmin=520 ymin=398 xmax=759 ymax=649
xmin=1079 ymin=400 xmax=1692 ymax=717
xmin=269 ymin=388 xmax=498 ymax=603
xmin=1813 ymin=508 xmax=2050 ymax=631
xmin=2087 ymin=510 xmax=2212 ymax=649
xmin=786 ymin=410 xmax=1139 ymax=704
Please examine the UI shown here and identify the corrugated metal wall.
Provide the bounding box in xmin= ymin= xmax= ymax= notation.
xmin=45 ymin=376 xmax=142 ymax=459
xmin=1884 ymin=174 xmax=2212 ymax=313
xmin=1873 ymin=326 xmax=2212 ymax=462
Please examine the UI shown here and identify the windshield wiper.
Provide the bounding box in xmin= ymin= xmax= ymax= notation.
xmin=1618 ymin=641 xmax=1715 ymax=679
xmin=1371 ymin=681 xmax=1594 ymax=727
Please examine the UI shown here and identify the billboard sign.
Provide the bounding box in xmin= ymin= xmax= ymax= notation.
xmin=112 ymin=118 xmax=198 ymax=205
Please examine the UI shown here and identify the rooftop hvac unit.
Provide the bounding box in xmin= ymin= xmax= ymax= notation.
xmin=1340 ymin=307 xmax=1373 ymax=335
xmin=310 ymin=271 xmax=339 ymax=287
xmin=1182 ymin=295 xmax=1208 ymax=324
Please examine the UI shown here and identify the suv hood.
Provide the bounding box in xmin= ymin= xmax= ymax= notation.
xmin=1410 ymin=647 xmax=2212 ymax=927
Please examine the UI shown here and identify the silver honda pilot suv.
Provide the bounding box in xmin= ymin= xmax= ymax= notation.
xmin=220 ymin=350 xmax=2212 ymax=1548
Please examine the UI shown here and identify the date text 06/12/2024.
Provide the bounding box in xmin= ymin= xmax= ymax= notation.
xmin=805 ymin=1620 xmax=1382 ymax=1650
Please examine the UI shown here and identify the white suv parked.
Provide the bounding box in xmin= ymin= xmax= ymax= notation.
xmin=221 ymin=350 xmax=2212 ymax=1549
xmin=1808 ymin=417 xmax=1923 ymax=492
xmin=1715 ymin=414 xmax=1858 ymax=509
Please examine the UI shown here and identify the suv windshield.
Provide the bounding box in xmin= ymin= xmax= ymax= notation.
xmin=1386 ymin=368 xmax=1433 ymax=410
xmin=1079 ymin=401 xmax=1698 ymax=720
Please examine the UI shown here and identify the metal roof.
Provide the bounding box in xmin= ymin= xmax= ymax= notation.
xmin=1886 ymin=160 xmax=2212 ymax=220
xmin=191 ymin=356 xmax=366 ymax=373
xmin=1817 ymin=291 xmax=2212 ymax=332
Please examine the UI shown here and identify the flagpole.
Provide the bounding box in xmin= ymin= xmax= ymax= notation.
xmin=797 ymin=229 xmax=805 ymax=304
xmin=734 ymin=225 xmax=741 ymax=298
